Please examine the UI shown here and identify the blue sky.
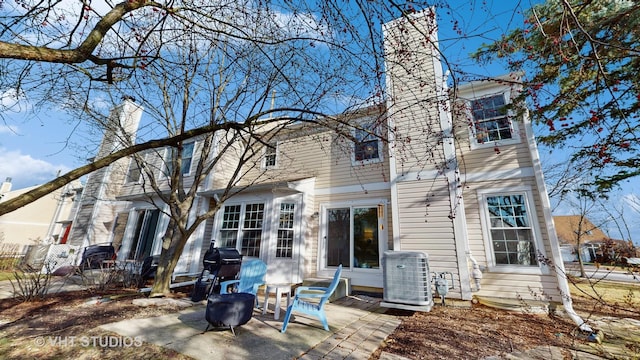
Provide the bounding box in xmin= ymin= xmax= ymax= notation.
xmin=1 ymin=0 xmax=638 ymax=244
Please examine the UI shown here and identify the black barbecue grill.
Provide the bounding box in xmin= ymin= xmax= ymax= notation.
xmin=191 ymin=244 xmax=242 ymax=301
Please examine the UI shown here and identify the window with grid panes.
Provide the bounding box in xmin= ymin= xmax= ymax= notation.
xmin=219 ymin=205 xmax=241 ymax=248
xmin=240 ymin=203 xmax=264 ymax=257
xmin=276 ymin=203 xmax=295 ymax=258
xmin=485 ymin=194 xmax=538 ymax=266
xmin=263 ymin=143 xmax=277 ymax=168
xmin=471 ymin=94 xmax=513 ymax=144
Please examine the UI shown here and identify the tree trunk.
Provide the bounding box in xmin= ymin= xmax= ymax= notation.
xmin=576 ymin=242 xmax=587 ymax=278
xmin=149 ymin=218 xmax=191 ymax=297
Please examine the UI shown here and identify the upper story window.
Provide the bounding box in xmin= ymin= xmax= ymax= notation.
xmin=164 ymin=142 xmax=195 ymax=176
xmin=353 ymin=122 xmax=383 ymax=164
xmin=263 ymin=143 xmax=277 ymax=169
xmin=470 ymin=94 xmax=519 ymax=147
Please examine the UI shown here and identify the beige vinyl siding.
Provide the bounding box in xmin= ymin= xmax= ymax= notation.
xmin=210 ymin=136 xmax=243 ymax=190
xmin=291 ymin=131 xmax=389 ymax=189
xmin=454 ymin=120 xmax=533 ymax=173
xmin=394 ymin=178 xmax=465 ymax=298
xmin=118 ymin=138 xmax=210 ymax=198
xmin=476 ymin=273 xmax=561 ymax=301
xmin=193 ymin=199 xmax=217 ymax=272
xmin=384 ymin=12 xmax=444 ymax=174
xmin=463 ymin=178 xmax=561 ymax=301
xmin=111 ymin=212 xmax=129 ymax=253
xmin=231 ymin=124 xmax=389 ymax=192
xmin=388 ymin=106 xmax=444 ymax=174
xmin=315 ymin=189 xmax=390 ymax=205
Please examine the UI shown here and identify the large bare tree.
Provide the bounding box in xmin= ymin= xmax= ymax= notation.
xmin=0 ymin=0 xmax=406 ymax=215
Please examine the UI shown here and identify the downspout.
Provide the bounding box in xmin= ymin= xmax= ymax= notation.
xmin=522 ymin=106 xmax=593 ymax=333
xmin=467 ymin=251 xmax=483 ymax=292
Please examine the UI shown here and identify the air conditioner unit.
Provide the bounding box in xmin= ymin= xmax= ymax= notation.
xmin=381 ymin=250 xmax=433 ymax=312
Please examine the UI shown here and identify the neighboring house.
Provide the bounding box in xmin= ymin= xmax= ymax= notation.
xmin=554 ymin=215 xmax=636 ymax=263
xmin=554 ymin=215 xmax=609 ymax=263
xmin=66 ymin=99 xmax=144 ymax=253
xmin=0 ymin=177 xmax=83 ymax=253
xmin=64 ymin=9 xmax=573 ymax=309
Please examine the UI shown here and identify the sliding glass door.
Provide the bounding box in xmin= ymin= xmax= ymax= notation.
xmin=325 ymin=205 xmax=382 ymax=270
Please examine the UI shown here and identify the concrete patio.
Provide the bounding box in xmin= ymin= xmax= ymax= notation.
xmin=100 ymin=294 xmax=404 ymax=360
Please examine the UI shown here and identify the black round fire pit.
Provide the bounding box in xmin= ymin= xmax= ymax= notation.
xmin=205 ymin=292 xmax=255 ymax=335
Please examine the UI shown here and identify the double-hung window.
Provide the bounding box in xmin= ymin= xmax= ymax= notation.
xmin=479 ymin=189 xmax=543 ymax=271
xmin=353 ymin=121 xmax=382 ymax=164
xmin=164 ymin=142 xmax=195 ymax=176
xmin=263 ymin=143 xmax=277 ymax=169
xmin=470 ymin=94 xmax=517 ymax=146
xmin=219 ymin=205 xmax=242 ymax=248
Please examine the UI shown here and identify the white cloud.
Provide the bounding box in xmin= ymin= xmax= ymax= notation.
xmin=1 ymin=88 xmax=30 ymax=112
xmin=0 ymin=148 xmax=70 ymax=190
xmin=0 ymin=124 xmax=20 ymax=134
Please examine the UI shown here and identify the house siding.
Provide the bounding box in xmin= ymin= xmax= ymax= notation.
xmin=384 ymin=9 xmax=467 ymax=297
xmin=67 ymin=100 xmax=142 ymax=248
xmin=229 ymin=116 xmax=390 ymax=192
xmin=395 ymin=178 xmax=462 ymax=298
xmin=454 ymin=119 xmax=533 ymax=173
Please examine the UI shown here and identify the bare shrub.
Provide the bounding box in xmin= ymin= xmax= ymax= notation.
xmin=9 ymin=262 xmax=54 ymax=302
xmin=0 ymin=242 xmax=22 ymax=271
xmin=74 ymin=260 xmax=142 ymax=293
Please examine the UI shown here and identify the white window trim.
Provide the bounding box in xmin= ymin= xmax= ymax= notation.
xmin=262 ymin=142 xmax=278 ymax=169
xmin=477 ymin=186 xmax=548 ymax=275
xmin=119 ymin=203 xmax=168 ymax=261
xmin=466 ymin=90 xmax=522 ymax=150
xmin=351 ymin=121 xmax=384 ymax=166
xmin=270 ymin=195 xmax=303 ymax=260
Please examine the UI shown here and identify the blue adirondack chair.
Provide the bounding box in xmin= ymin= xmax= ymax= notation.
xmin=220 ymin=259 xmax=267 ymax=307
xmin=281 ymin=265 xmax=343 ymax=333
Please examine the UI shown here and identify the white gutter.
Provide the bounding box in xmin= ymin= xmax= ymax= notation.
xmin=522 ymin=107 xmax=593 ymax=333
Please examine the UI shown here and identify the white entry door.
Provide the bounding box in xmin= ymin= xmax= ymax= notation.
xmin=265 ymin=201 xmax=303 ymax=284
